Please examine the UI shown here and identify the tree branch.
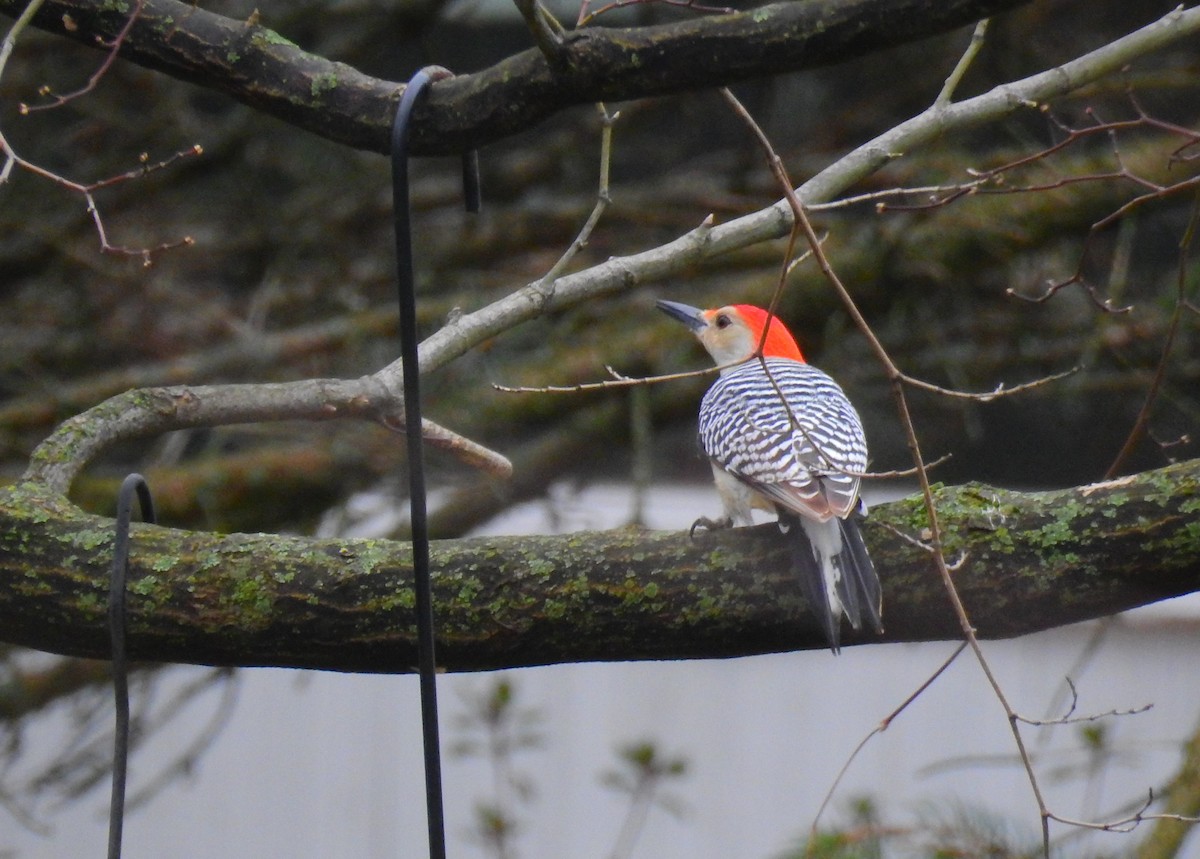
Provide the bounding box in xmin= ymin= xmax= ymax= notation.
xmin=411 ymin=4 xmax=1200 ymax=377
xmin=11 ymin=6 xmax=1196 ymax=495
xmin=0 ymin=0 xmax=1035 ymax=155
xmin=1 ymin=460 xmax=1197 ymax=673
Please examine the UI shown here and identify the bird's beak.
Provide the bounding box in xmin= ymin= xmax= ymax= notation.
xmin=656 ymin=299 xmax=707 ymax=332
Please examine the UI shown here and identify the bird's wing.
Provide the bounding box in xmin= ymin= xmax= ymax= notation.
xmin=700 ymin=360 xmax=866 ymax=521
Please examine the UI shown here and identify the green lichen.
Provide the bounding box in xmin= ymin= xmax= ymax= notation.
xmin=681 ymin=591 xmax=720 ymax=624
xmin=231 ymin=577 xmax=272 ymax=616
xmin=527 ymin=557 xmax=556 ymax=579
xmin=76 ymin=527 xmax=110 ymax=550
xmin=130 ymin=575 xmax=160 ymax=596
xmin=251 ymin=29 xmax=297 ymax=49
xmin=1148 ymin=519 xmax=1200 ymax=554
xmin=981 ymin=526 xmax=1016 ymax=555
xmin=311 ymin=73 xmax=339 ymax=100
xmin=705 ymin=547 xmax=740 ymax=572
xmin=198 ymin=551 xmax=224 ymax=571
xmin=377 ymin=589 xmax=415 ymax=612
xmin=348 ymin=539 xmax=395 ymax=574
xmin=457 ymin=578 xmax=482 ymax=604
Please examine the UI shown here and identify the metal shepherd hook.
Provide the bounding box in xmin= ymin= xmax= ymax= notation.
xmin=391 ymin=67 xmax=480 ymax=859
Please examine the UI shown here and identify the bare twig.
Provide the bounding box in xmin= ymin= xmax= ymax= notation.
xmin=716 ymin=32 xmax=1144 ymax=856
xmin=1045 ymin=792 xmax=1200 ymax=835
xmin=1013 ymin=675 xmax=1153 ymax=727
xmin=383 ymin=416 xmax=514 ymax=479
xmin=809 ymin=643 xmax=968 ymax=852
xmin=935 ymin=18 xmax=989 ymax=107
xmin=19 ymin=0 xmax=146 ymax=113
xmin=535 ymin=104 xmax=620 ymax=298
xmin=857 ymin=453 xmax=952 ymax=480
xmin=0 ymin=0 xmax=45 ymax=84
xmin=513 ymin=0 xmax=567 ymax=65
xmin=0 ymin=0 xmax=195 ymax=263
xmin=413 ymin=7 xmax=1200 ymax=387
xmin=1103 ymin=188 xmax=1200 ymax=477
xmin=902 ymin=366 xmax=1082 ymax=402
xmin=0 ymin=137 xmax=202 ymax=264
xmin=493 ymin=363 xmax=717 ymax=394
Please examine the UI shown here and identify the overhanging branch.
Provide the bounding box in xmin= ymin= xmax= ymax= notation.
xmin=1 ymin=459 xmax=1197 ymax=673
xmin=1 ymin=0 xmax=1034 ymax=154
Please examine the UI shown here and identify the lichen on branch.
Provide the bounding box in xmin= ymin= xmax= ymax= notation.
xmin=0 ymin=460 xmax=1196 ymax=672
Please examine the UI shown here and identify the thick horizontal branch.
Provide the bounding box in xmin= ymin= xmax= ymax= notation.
xmin=2 ymin=0 xmax=1032 ymax=154
xmin=1 ymin=459 xmax=1197 ymax=672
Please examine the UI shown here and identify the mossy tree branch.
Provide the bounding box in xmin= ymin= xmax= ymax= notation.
xmin=0 ymin=0 xmax=1035 ymax=155
xmin=1 ymin=459 xmax=1197 ymax=673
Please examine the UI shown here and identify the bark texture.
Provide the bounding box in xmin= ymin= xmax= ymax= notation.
xmin=1 ymin=0 xmax=1034 ymax=154
xmin=1 ymin=458 xmax=1197 ymax=673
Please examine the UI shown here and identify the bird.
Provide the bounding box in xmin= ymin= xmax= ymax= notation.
xmin=657 ymin=299 xmax=882 ymax=652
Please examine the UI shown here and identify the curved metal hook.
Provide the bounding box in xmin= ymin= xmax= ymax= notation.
xmin=392 ymin=65 xmax=479 ymax=859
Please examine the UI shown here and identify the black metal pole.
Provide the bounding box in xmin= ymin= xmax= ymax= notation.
xmin=391 ymin=68 xmax=446 ymax=859
xmin=108 ymin=473 xmax=155 ymax=859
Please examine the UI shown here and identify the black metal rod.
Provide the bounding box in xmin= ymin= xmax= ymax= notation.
xmin=108 ymin=473 xmax=155 ymax=859
xmin=391 ymin=68 xmax=446 ymax=859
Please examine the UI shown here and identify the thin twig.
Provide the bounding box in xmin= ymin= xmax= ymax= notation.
xmin=858 ymin=453 xmax=952 ymax=480
xmin=535 ymin=104 xmax=619 ymax=298
xmin=513 ymin=0 xmax=567 ymax=64
xmin=0 ymin=0 xmax=195 ymax=263
xmin=935 ymin=18 xmax=989 ymax=107
xmin=413 ymin=7 xmax=1200 ymax=387
xmin=493 ymin=363 xmax=718 ymax=394
xmin=808 ymin=643 xmax=968 ymax=852
xmin=0 ymin=0 xmax=46 ymax=84
xmin=718 ymin=38 xmax=1082 ymax=856
xmin=1103 ymin=189 xmax=1200 ymax=477
xmin=903 ymin=366 xmax=1081 ymax=401
xmin=20 ymin=0 xmax=146 ymax=113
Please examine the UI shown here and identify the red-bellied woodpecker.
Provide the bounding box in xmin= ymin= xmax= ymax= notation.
xmin=657 ymin=299 xmax=882 ymax=652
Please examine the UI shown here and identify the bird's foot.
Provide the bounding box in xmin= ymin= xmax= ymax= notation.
xmin=688 ymin=515 xmax=732 ymax=539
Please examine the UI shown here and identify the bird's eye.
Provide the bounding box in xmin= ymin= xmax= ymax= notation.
xmin=715 ymin=313 xmax=731 ymax=329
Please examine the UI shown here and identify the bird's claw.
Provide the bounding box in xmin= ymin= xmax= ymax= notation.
xmin=688 ymin=515 xmax=732 ymax=539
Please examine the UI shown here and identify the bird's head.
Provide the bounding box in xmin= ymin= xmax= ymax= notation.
xmin=656 ymin=300 xmax=805 ymax=367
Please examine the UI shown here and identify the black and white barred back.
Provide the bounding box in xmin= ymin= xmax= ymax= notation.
xmin=698 ymin=357 xmax=868 ymax=521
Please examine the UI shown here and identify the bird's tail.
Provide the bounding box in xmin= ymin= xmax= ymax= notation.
xmin=782 ymin=511 xmax=883 ymax=654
